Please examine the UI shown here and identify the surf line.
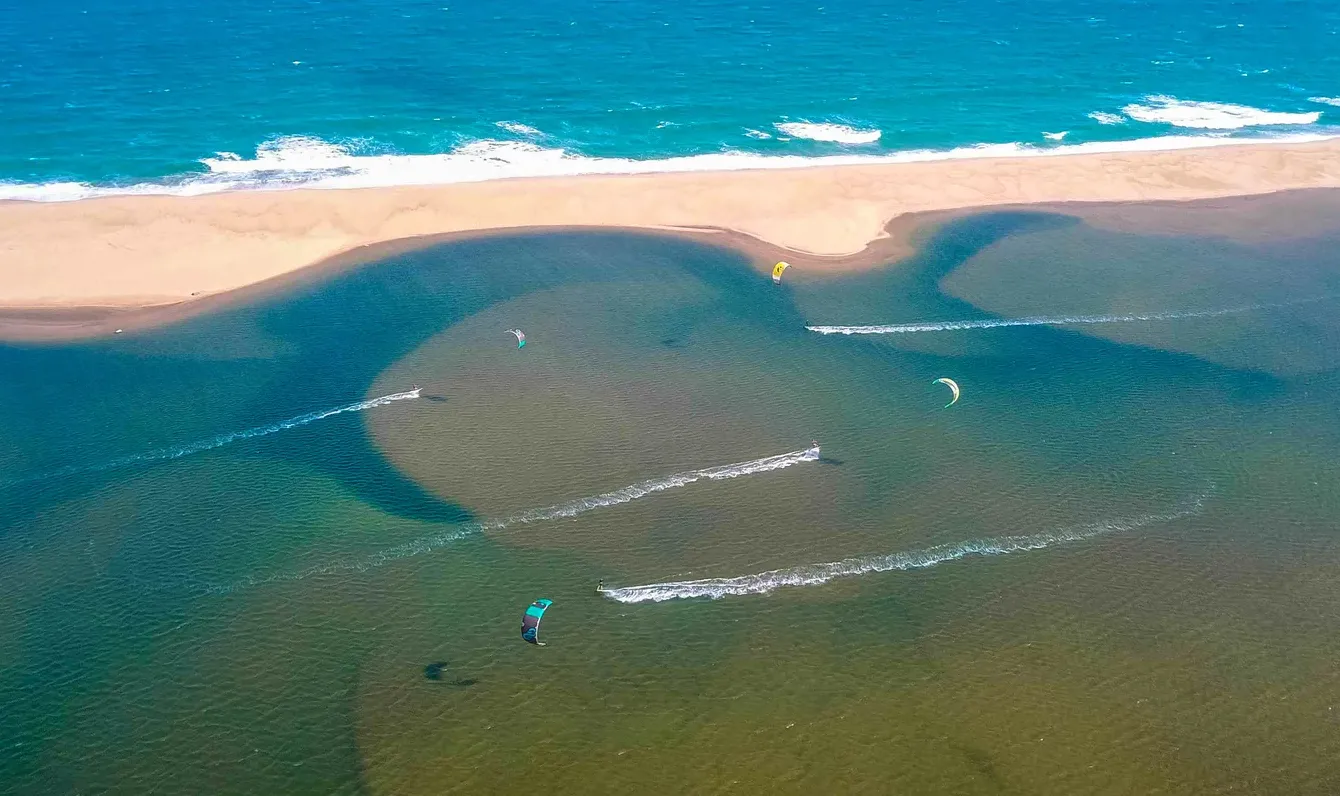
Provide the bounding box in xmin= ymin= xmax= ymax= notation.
xmin=1 ymin=388 xmax=421 ymax=487
xmin=602 ymin=490 xmax=1209 ymax=603
xmin=806 ymin=296 xmax=1334 ymax=336
xmin=205 ymin=445 xmax=822 ymax=593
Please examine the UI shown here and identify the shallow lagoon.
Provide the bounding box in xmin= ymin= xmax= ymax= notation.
xmin=3 ymin=198 xmax=1340 ymax=794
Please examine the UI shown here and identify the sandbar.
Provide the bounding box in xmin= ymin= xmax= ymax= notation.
xmin=3 ymin=138 xmax=1340 ymax=340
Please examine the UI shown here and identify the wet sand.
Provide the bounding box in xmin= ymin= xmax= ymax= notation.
xmin=3 ymin=138 xmax=1340 ymax=340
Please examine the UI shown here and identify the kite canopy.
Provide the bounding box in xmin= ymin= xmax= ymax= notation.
xmin=521 ymin=599 xmax=553 ymax=645
xmin=933 ymin=377 xmax=960 ymax=407
xmin=772 ymin=262 xmax=790 ymax=283
xmin=506 ymin=328 xmax=526 ymax=348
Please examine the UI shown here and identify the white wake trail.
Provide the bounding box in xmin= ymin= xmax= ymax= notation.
xmin=603 ymin=491 xmax=1208 ymax=603
xmin=204 ymin=445 xmax=822 ymax=593
xmin=806 ymin=297 xmax=1331 ymax=336
xmin=482 ymin=446 xmax=821 ymax=529
xmin=2 ymin=389 xmax=421 ymax=487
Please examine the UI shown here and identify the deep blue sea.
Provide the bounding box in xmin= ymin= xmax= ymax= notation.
xmin=3 ymin=0 xmax=1340 ymax=199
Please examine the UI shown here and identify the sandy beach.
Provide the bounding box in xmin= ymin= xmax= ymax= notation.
xmin=3 ymin=138 xmax=1340 ymax=339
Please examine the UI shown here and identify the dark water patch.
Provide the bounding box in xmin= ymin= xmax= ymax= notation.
xmin=952 ymin=742 xmax=1008 ymax=791
xmin=0 ymin=231 xmax=770 ymax=532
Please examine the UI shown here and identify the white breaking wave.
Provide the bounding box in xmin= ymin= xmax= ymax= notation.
xmin=603 ymin=492 xmax=1209 ymax=603
xmin=804 ymin=296 xmax=1334 ymax=336
xmin=204 ymin=445 xmax=822 ymax=593
xmin=1043 ymin=131 xmax=1069 ymax=141
xmin=1088 ymin=112 xmax=1126 ymax=125
xmin=0 ymin=389 xmax=420 ymax=487
xmin=495 ymin=121 xmax=543 ymax=136
xmin=773 ymin=122 xmax=882 ymax=144
xmin=5 ymin=130 xmax=1338 ymax=202
xmin=1308 ymin=97 xmax=1340 ymax=107
xmin=204 ymin=135 xmax=354 ymax=173
xmin=1120 ymin=95 xmax=1320 ymax=129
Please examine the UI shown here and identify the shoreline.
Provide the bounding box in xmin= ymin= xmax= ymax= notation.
xmin=4 ymin=138 xmax=1340 ymax=341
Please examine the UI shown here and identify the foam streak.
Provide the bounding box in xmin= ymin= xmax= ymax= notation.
xmin=603 ymin=492 xmax=1208 ymax=603
xmin=2 ymin=389 xmax=420 ymax=487
xmin=204 ymin=446 xmax=820 ymax=593
xmin=805 ymin=297 xmax=1330 ymax=336
xmin=483 ymin=446 xmax=821 ymax=529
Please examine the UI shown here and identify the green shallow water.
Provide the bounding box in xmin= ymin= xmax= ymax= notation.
xmin=3 ymin=201 xmax=1340 ymax=794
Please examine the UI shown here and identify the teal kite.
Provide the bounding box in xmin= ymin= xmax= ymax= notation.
xmin=521 ymin=598 xmax=552 ymax=645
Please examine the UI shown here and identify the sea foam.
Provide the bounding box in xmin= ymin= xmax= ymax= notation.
xmin=773 ymin=122 xmax=882 ymax=144
xmin=495 ymin=121 xmax=543 ymax=136
xmin=1308 ymin=97 xmax=1340 ymax=107
xmin=2 ymin=130 xmax=1335 ymax=202
xmin=1120 ymin=95 xmax=1320 ymax=129
xmin=602 ymin=492 xmax=1208 ymax=603
xmin=1088 ymin=112 xmax=1126 ymax=125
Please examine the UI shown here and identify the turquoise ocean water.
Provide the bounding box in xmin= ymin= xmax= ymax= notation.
xmin=3 ymin=0 xmax=1340 ymax=197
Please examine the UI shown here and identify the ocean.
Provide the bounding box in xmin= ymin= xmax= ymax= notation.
xmin=4 ymin=198 xmax=1340 ymax=792
xmin=3 ymin=0 xmax=1340 ymax=199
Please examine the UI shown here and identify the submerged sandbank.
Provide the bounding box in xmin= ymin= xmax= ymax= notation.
xmin=2 ymin=138 xmax=1340 ymax=340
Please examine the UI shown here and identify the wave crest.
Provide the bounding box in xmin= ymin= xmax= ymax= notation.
xmin=1120 ymin=96 xmax=1320 ymax=129
xmin=495 ymin=121 xmax=543 ymax=136
xmin=773 ymin=122 xmax=882 ymax=144
xmin=1088 ymin=112 xmax=1126 ymax=125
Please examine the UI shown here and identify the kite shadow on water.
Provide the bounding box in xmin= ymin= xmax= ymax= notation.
xmin=423 ymin=662 xmax=478 ymax=688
